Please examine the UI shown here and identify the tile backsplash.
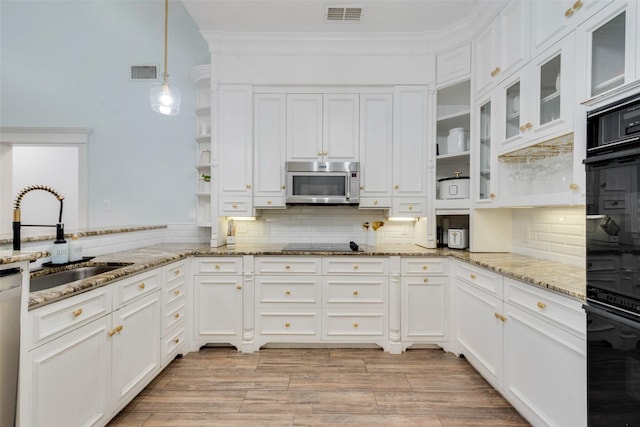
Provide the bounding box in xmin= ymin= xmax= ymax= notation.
xmin=232 ymin=207 xmax=418 ymax=246
xmin=511 ymin=206 xmax=585 ymax=267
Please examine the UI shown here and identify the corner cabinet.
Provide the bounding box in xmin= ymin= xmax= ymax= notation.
xmin=218 ymin=85 xmax=254 ymax=217
xmin=190 ymin=65 xmax=212 ymax=227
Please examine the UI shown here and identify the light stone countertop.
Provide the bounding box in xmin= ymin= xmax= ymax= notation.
xmin=1 ymin=249 xmax=50 ymax=265
xmin=27 ymin=243 xmax=586 ymax=310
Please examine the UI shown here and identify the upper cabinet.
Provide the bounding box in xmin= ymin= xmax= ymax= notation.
xmin=359 ymin=93 xmax=393 ymax=209
xmin=437 ymin=44 xmax=471 ymax=87
xmin=576 ymin=1 xmax=638 ymax=100
xmin=473 ymin=1 xmax=530 ymax=97
xmin=286 ymin=94 xmax=359 ymax=162
xmin=474 ymin=93 xmax=499 ymax=206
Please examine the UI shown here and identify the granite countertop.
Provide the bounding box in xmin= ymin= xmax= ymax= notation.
xmin=27 ymin=243 xmax=586 ymax=310
xmin=1 ymin=249 xmax=50 ymax=265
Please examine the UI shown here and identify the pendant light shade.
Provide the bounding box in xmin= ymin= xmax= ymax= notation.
xmin=150 ymin=0 xmax=180 ymax=116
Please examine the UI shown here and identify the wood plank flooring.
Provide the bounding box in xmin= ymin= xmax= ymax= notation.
xmin=108 ymin=347 xmax=531 ymax=426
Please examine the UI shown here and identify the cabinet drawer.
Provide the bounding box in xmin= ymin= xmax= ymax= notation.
xmin=323 ymin=276 xmax=387 ymax=305
xmin=255 ymin=276 xmax=321 ymax=304
xmin=195 ymin=257 xmax=243 ymax=274
xmin=358 ymin=197 xmax=392 ymax=209
xmin=163 ymin=278 xmax=186 ymax=307
xmin=323 ymin=310 xmax=386 ymax=338
xmin=323 ymin=257 xmax=388 ymax=275
xmin=392 ymin=199 xmax=426 ymax=217
xmin=504 ymin=278 xmax=585 ymax=336
xmin=28 ymin=286 xmax=112 ymax=348
xmin=163 ymin=299 xmax=187 ymax=333
xmin=161 ymin=325 xmax=187 ymax=366
xmin=455 ymin=261 xmax=503 ymax=298
xmin=256 ymin=309 xmax=321 ymax=336
xmin=254 ymin=196 xmax=286 ymax=209
xmin=113 ymin=270 xmax=161 ymax=308
xmin=219 ymin=197 xmax=253 ymax=216
xmin=164 ymin=260 xmax=187 ymax=283
xmin=255 ymin=257 xmax=321 ymax=274
xmin=401 ymin=258 xmax=447 ymax=275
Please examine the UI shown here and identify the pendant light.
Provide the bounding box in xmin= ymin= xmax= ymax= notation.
xmin=150 ymin=0 xmax=180 ymax=116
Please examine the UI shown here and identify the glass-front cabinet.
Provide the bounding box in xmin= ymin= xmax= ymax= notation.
xmin=478 ymin=99 xmax=494 ymax=203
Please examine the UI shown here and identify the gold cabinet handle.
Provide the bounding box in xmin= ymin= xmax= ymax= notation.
xmin=565 ymin=7 xmax=574 ymax=17
xmin=573 ymin=0 xmax=583 ymax=10
xmin=285 ymin=265 xmax=291 ymax=270
xmin=285 ymin=289 xmax=291 ymax=295
xmin=267 ymin=200 xmax=272 ymax=205
xmin=373 ymin=200 xmax=378 ymax=205
xmin=174 ymin=290 xmax=180 ymax=296
xmin=536 ymin=301 xmax=546 ymax=310
xmin=519 ymin=124 xmax=527 ymax=132
xmin=115 ymin=325 xmax=123 ymax=333
xmin=490 ymin=192 xmax=496 ymax=199
xmin=353 ymin=264 xmax=359 ymax=270
xmin=494 ymin=312 xmax=501 ymax=320
xmin=394 ymin=185 xmax=399 ymax=190
xmin=281 ymin=185 xmax=286 ymax=190
xmin=494 ymin=313 xmax=506 ymax=322
xmin=108 ymin=328 xmax=117 ymax=337
xmin=501 ymin=315 xmax=507 ymax=322
xmin=353 ymin=322 xmax=359 ymax=328
xmin=174 ymin=313 xmax=180 ymax=318
xmin=285 ymin=322 xmax=291 ymax=328
xmin=525 ymin=122 xmax=533 ymax=129
xmin=232 ymin=203 xmax=238 ymax=209
xmin=422 ymin=265 xmax=428 ymax=271
xmin=236 ymin=285 xmax=242 ymax=290
xmin=490 ymin=66 xmax=501 ymax=77
xmin=215 ymin=264 xmax=220 ymax=269
xmin=323 ymin=151 xmax=328 ymax=156
xmin=174 ymin=269 xmax=180 ymax=276
xmin=174 ymin=338 xmax=180 ymax=344
xmin=359 ymin=185 xmax=364 ymax=190
xmin=318 ymin=151 xmax=323 ymax=156
xmin=246 ymin=184 xmax=252 ymax=189
xmin=408 ymin=205 xmax=413 ymax=210
xmin=470 ymin=274 xmax=476 ymax=280
xmin=569 ymin=183 xmax=578 ymax=190
xmin=353 ymin=290 xmax=359 ymax=296
xmin=139 ymin=283 xmax=146 ymax=290
xmin=72 ymin=308 xmax=83 ymax=318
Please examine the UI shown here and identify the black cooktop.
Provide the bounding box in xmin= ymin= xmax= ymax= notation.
xmin=282 ymin=243 xmax=361 ymax=252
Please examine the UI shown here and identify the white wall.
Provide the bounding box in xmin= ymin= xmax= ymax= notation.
xmin=511 ymin=206 xmax=585 ymax=267
xmin=0 ymin=1 xmax=209 ymax=227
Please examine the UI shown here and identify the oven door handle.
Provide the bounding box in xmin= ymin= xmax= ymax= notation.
xmin=584 ymin=303 xmax=640 ymax=328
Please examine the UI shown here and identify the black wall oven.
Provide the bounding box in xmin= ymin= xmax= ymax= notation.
xmin=585 ymin=92 xmax=640 ymax=426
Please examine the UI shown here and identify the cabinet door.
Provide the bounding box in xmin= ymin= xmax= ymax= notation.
xmin=401 ymin=276 xmax=448 ymax=342
xmin=498 ymin=0 xmax=530 ymax=81
xmin=111 ymin=291 xmax=161 ymax=408
xmin=323 ymin=94 xmax=359 ymax=161
xmin=254 ymin=93 xmax=286 ymax=206
xmin=473 ymin=20 xmax=499 ymax=96
xmin=454 ymin=279 xmax=504 ymax=389
xmin=287 ymin=94 xmax=323 ymax=161
xmin=530 ymin=0 xmax=575 ymax=57
xmin=194 ymin=275 xmax=243 ymax=344
xmin=359 ymin=94 xmax=393 ymax=204
xmin=27 ymin=316 xmax=111 ymax=427
xmin=219 ymin=85 xmax=253 ymax=195
xmin=392 ymin=86 xmax=428 ymax=197
xmin=504 ymin=304 xmax=587 ymax=427
xmin=475 ymin=95 xmax=497 ymax=204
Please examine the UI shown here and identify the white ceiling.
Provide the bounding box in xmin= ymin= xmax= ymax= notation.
xmin=181 ymin=0 xmax=505 ymax=34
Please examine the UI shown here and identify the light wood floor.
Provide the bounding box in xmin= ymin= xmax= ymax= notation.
xmin=108 ymin=347 xmax=531 ymax=426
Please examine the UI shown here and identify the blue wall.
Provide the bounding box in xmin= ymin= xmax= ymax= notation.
xmin=1 ymin=1 xmax=210 ymax=227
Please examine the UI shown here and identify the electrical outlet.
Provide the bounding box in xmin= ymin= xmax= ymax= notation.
xmin=103 ymin=199 xmax=111 ymax=211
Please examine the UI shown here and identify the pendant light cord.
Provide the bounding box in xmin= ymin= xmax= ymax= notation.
xmin=163 ymin=0 xmax=169 ymax=81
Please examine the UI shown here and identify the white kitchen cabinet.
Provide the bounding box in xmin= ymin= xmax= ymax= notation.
xmin=576 ymin=1 xmax=638 ymax=100
xmin=473 ymin=1 xmax=530 ymax=97
xmin=254 ymin=93 xmax=287 ymax=209
xmin=499 ymin=33 xmax=575 ymax=152
xmin=160 ymin=260 xmax=188 ymax=367
xmin=25 ymin=314 xmax=111 ymax=427
xmin=392 ymin=86 xmax=428 ymax=217
xmin=286 ymin=94 xmax=323 ymax=161
xmin=218 ymin=85 xmax=254 ymax=217
xmin=358 ymin=93 xmax=393 ymax=208
xmin=474 ymin=93 xmax=499 ymax=205
xmin=401 ymin=258 xmax=449 ymax=349
xmin=453 ymin=263 xmax=505 ymax=390
xmin=530 ymin=0 xmax=610 ymax=58
xmin=191 ymin=65 xmax=212 ymax=227
xmin=437 ymin=44 xmax=471 ymax=86
xmin=110 ymin=290 xmax=161 ymax=411
xmin=193 ymin=257 xmax=244 ymax=350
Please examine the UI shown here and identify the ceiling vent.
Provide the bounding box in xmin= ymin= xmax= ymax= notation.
xmin=129 ymin=65 xmax=158 ymax=81
xmin=325 ymin=6 xmax=364 ymax=23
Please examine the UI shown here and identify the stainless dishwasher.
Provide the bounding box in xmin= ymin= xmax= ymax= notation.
xmin=0 ymin=267 xmax=22 ymax=427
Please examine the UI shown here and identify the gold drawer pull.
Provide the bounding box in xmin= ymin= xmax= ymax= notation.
xmin=494 ymin=313 xmax=506 ymax=322
xmin=285 ymin=265 xmax=291 ymax=270
xmin=285 ymin=290 xmax=291 ymax=295
xmin=490 ymin=193 xmax=496 ymax=199
xmin=537 ymin=301 xmax=546 ymax=310
xmin=108 ymin=329 xmax=117 ymax=337
xmin=470 ymin=274 xmax=476 ymax=280
xmin=422 ymin=265 xmax=428 ymax=270
xmin=174 ymin=313 xmax=180 ymax=319
xmin=73 ymin=308 xmax=83 ymax=318
xmin=246 ymin=184 xmax=252 ymax=189
xmin=285 ymin=322 xmax=291 ymax=328
xmin=267 ymin=200 xmax=272 ymax=205
xmin=139 ymin=283 xmax=146 ymax=290
xmin=569 ymin=183 xmax=578 ymax=190
xmin=353 ymin=290 xmax=359 ymax=296
xmin=232 ymin=203 xmax=238 ymax=209
xmin=353 ymin=264 xmax=359 ymax=270
xmin=174 ymin=290 xmax=180 ymax=296
xmin=423 ymin=278 xmax=429 ymax=283
xmin=525 ymin=122 xmax=533 ymax=129
xmin=394 ymin=185 xmax=399 ymax=190
xmin=408 ymin=205 xmax=413 ymax=210
xmin=573 ymin=0 xmax=583 ymax=10
xmin=215 ymin=264 xmax=220 ymax=269
xmin=353 ymin=322 xmax=359 ymax=328
xmin=236 ymin=285 xmax=242 ymax=290
xmin=373 ymin=200 xmax=378 ymax=205
xmin=115 ymin=325 xmax=123 ymax=333
xmin=174 ymin=338 xmax=180 ymax=344
xmin=565 ymin=7 xmax=574 ymax=17
xmin=174 ymin=269 xmax=180 ymax=276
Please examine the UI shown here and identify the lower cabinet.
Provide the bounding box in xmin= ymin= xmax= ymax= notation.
xmin=453 ymin=260 xmax=586 ymax=427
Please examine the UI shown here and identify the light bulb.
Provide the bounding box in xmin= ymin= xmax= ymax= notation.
xmin=150 ymin=81 xmax=181 ymax=116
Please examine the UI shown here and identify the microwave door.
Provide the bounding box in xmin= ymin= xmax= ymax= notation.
xmin=287 ymin=172 xmax=349 ymax=204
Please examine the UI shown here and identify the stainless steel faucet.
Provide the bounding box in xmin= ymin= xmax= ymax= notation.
xmin=12 ymin=185 xmax=65 ymax=251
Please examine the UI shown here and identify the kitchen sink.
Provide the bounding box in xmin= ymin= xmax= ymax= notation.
xmin=30 ymin=263 xmax=132 ymax=292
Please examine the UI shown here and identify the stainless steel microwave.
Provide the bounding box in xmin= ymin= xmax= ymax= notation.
xmin=285 ymin=161 xmax=360 ymax=205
